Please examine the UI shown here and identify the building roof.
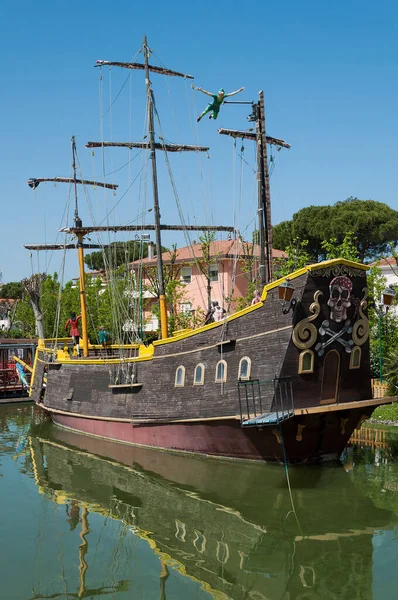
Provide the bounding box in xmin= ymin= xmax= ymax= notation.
xmin=130 ymin=240 xmax=287 ymax=267
xmin=369 ymin=256 xmax=398 ymax=268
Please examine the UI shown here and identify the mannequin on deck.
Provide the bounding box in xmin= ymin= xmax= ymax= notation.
xmin=65 ymin=312 xmax=82 ymax=357
xmin=196 ymin=86 xmax=244 ymax=122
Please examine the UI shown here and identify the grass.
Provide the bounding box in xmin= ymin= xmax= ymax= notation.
xmin=370 ymin=402 xmax=398 ymax=421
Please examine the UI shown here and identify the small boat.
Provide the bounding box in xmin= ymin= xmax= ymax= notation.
xmin=25 ymin=37 xmax=396 ymax=463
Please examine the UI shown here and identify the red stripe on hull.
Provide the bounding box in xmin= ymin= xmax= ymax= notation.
xmin=52 ymin=414 xmax=278 ymax=460
xmin=51 ymin=408 xmax=371 ymax=463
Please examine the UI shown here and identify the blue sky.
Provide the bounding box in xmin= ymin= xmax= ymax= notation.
xmin=1 ymin=0 xmax=397 ymax=284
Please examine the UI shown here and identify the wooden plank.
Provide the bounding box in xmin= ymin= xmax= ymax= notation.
xmin=108 ymin=383 xmax=143 ymax=389
xmin=61 ymin=224 xmax=235 ymax=234
xmin=294 ymin=395 xmax=397 ymax=416
xmin=86 ymin=141 xmax=209 ymax=153
xmin=218 ymin=128 xmax=291 ymax=148
xmin=27 ymin=177 xmax=117 ymax=190
xmin=95 ymin=60 xmax=194 ymax=80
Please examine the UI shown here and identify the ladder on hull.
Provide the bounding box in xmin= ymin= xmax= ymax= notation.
xmin=238 ymin=377 xmax=294 ymax=428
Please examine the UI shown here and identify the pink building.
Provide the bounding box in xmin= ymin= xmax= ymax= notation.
xmin=130 ymin=240 xmax=286 ymax=332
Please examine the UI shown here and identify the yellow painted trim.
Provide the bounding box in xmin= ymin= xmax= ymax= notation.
xmin=153 ymin=258 xmax=368 ymax=348
xmin=37 ymin=402 xmax=240 ymax=424
xmin=320 ymin=349 xmax=340 ymax=404
xmin=260 ymin=258 xmax=369 ymax=302
xmin=36 ymin=355 xmax=153 ymax=366
xmin=153 ymin=325 xmax=292 ymax=360
xmin=42 ymin=338 xmax=140 ymax=350
xmin=298 ymin=350 xmax=314 ymax=375
xmin=138 ymin=343 xmax=154 ymax=358
xmin=13 ymin=355 xmax=33 ymax=373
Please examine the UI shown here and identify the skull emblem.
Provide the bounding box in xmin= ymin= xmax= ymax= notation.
xmin=327 ymin=276 xmax=353 ymax=323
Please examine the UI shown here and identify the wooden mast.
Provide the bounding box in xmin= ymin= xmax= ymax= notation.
xmin=91 ymin=37 xmax=211 ymax=339
xmin=144 ymin=35 xmax=167 ymax=339
xmin=258 ymin=92 xmax=273 ymax=284
xmin=27 ymin=138 xmax=118 ymax=357
xmin=72 ymin=136 xmax=89 ymax=358
xmin=218 ymin=94 xmax=290 ymax=285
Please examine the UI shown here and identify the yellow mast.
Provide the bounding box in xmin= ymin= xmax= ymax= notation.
xmin=78 ymin=506 xmax=89 ymax=598
xmin=71 ymin=136 xmax=90 ymax=358
xmin=77 ymin=233 xmax=89 ymax=357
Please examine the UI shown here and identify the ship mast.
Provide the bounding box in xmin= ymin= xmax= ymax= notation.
xmin=90 ymin=36 xmax=215 ymax=339
xmin=218 ymin=94 xmax=290 ymax=285
xmin=27 ymin=40 xmax=235 ymax=349
xmin=143 ymin=36 xmax=167 ymax=339
xmin=26 ymin=137 xmax=118 ymax=358
xmin=72 ymin=136 xmax=89 ymax=358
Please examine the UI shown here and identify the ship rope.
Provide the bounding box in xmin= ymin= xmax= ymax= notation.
xmin=279 ymin=423 xmax=302 ymax=533
xmin=149 ymin=57 xmax=234 ymax=317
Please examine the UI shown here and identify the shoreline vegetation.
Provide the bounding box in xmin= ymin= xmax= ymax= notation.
xmin=367 ymin=401 xmax=398 ymax=426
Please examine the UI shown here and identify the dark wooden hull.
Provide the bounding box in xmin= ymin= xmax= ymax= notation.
xmin=51 ymin=403 xmax=374 ymax=463
xmin=31 ymin=260 xmax=394 ymax=463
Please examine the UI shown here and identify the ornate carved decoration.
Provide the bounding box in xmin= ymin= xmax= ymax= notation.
xmin=272 ymin=429 xmax=282 ymax=444
xmin=296 ymin=424 xmax=306 ymax=442
xmin=340 ymin=418 xmax=349 ymax=435
xmin=358 ymin=414 xmax=369 ymax=427
xmin=292 ymin=291 xmax=322 ymax=350
xmin=310 ymin=264 xmax=366 ymax=278
xmin=352 ymin=288 xmax=369 ymax=346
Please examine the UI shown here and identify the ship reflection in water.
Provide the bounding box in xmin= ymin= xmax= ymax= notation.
xmin=24 ymin=421 xmax=398 ymax=600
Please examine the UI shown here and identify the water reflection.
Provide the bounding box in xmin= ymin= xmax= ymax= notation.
xmin=24 ymin=419 xmax=397 ymax=600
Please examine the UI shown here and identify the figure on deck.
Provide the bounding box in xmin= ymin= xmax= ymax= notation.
xmin=204 ymin=300 xmax=217 ymax=325
xmin=251 ymin=290 xmax=261 ymax=305
xmin=98 ymin=326 xmax=111 ymax=355
xmin=214 ymin=304 xmax=226 ymax=321
xmin=15 ymin=361 xmax=30 ymax=390
xmin=196 ymin=86 xmax=244 ymax=122
xmin=65 ymin=312 xmax=82 ymax=357
xmin=204 ymin=300 xmax=226 ymax=324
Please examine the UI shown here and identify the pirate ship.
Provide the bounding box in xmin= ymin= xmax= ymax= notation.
xmin=28 ymin=423 xmax=395 ymax=599
xmin=25 ymin=37 xmax=396 ymax=463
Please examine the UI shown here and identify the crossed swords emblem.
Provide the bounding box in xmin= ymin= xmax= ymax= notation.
xmin=315 ymin=319 xmax=354 ymax=357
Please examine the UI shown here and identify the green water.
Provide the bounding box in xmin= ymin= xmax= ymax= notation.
xmin=1 ymin=404 xmax=398 ymax=600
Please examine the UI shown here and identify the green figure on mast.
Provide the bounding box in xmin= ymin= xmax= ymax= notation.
xmin=196 ymin=86 xmax=244 ymax=121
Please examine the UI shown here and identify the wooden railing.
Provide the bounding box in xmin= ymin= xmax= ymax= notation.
xmin=371 ymin=379 xmax=389 ymax=398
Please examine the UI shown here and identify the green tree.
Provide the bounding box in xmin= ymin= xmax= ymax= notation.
xmin=85 ymin=240 xmax=149 ymax=271
xmin=234 ymin=241 xmax=261 ymax=310
xmin=274 ymin=239 xmax=311 ymax=278
xmin=0 ymin=281 xmax=23 ymax=299
xmin=272 ymin=199 xmax=398 ymax=262
xmin=13 ymin=297 xmax=35 ymax=337
xmin=366 ymin=265 xmax=398 ymax=380
xmin=271 ymin=221 xmax=293 ymax=254
xmin=320 ymin=232 xmax=359 ymax=262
